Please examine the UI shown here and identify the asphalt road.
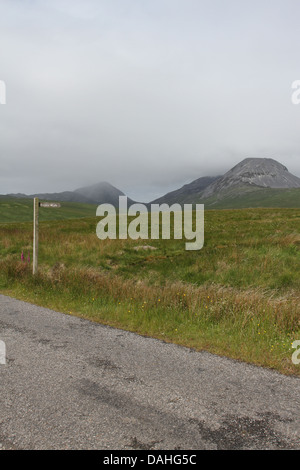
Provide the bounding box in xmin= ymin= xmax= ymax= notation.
xmin=0 ymin=294 xmax=299 ymax=450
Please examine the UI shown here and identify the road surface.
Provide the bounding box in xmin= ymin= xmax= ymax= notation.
xmin=0 ymin=294 xmax=299 ymax=450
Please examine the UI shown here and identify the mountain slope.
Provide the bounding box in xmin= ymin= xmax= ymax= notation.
xmin=151 ymin=176 xmax=218 ymax=205
xmin=200 ymin=187 xmax=300 ymax=209
xmin=201 ymin=158 xmax=300 ymax=199
xmin=152 ymin=158 xmax=300 ymax=208
xmin=2 ymin=182 xmax=135 ymax=206
xmin=74 ymin=181 xmax=135 ymax=206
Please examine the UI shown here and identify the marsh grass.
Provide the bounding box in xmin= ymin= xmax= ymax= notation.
xmin=0 ymin=207 xmax=299 ymax=375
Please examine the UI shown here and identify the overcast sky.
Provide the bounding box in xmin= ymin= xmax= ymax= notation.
xmin=1 ymin=0 xmax=300 ymax=202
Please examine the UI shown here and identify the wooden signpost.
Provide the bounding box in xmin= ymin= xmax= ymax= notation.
xmin=33 ymin=198 xmax=61 ymax=275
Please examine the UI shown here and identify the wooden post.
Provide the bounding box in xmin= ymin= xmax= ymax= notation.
xmin=33 ymin=197 xmax=39 ymax=275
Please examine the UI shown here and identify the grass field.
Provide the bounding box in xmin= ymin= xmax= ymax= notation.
xmin=0 ymin=197 xmax=97 ymax=223
xmin=157 ymin=186 xmax=300 ymax=209
xmin=0 ymin=205 xmax=299 ymax=375
xmin=202 ymin=187 xmax=300 ymax=209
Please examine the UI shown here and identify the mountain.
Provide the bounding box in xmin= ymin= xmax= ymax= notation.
xmin=201 ymin=158 xmax=300 ymax=199
xmin=151 ymin=176 xmax=219 ymax=205
xmin=74 ymin=182 xmax=135 ymax=206
xmin=4 ymin=182 xmax=135 ymax=206
xmin=151 ymin=158 xmax=300 ymax=208
xmin=2 ymin=158 xmax=300 ymax=210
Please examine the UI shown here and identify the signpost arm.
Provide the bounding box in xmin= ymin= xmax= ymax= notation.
xmin=33 ymin=197 xmax=39 ymax=275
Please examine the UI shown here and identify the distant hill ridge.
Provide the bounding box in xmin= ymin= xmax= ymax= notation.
xmin=4 ymin=182 xmax=136 ymax=206
xmin=2 ymin=158 xmax=300 ymax=209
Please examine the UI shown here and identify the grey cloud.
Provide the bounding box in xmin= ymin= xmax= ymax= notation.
xmin=0 ymin=0 xmax=300 ymax=202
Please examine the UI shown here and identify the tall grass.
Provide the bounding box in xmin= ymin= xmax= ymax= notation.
xmin=0 ymin=258 xmax=299 ymax=375
xmin=0 ymin=207 xmax=299 ymax=375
